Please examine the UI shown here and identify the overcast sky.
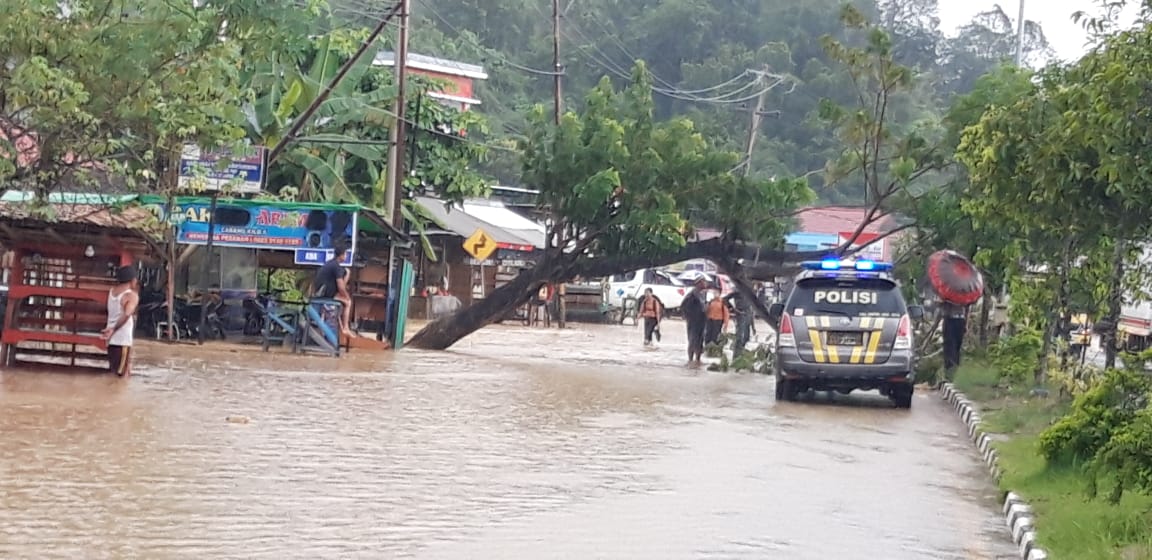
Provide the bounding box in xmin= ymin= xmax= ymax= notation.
xmin=938 ymin=0 xmax=1141 ymax=61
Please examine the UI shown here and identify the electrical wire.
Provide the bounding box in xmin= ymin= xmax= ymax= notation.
xmin=405 ymin=0 xmax=562 ymax=76
xmin=554 ymin=9 xmax=789 ymax=104
xmin=576 ymin=11 xmax=751 ymax=95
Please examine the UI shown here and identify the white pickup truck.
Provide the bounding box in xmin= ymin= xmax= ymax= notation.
xmin=606 ymin=268 xmax=688 ymax=315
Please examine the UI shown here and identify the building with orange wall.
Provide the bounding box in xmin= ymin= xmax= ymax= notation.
xmin=373 ymin=51 xmax=487 ymax=111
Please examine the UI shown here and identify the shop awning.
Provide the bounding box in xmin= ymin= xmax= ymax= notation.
xmin=415 ymin=196 xmax=540 ymax=252
xmin=1120 ymin=317 xmax=1151 ymax=338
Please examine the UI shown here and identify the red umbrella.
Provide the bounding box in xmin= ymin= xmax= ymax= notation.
xmin=927 ymin=250 xmax=984 ymax=306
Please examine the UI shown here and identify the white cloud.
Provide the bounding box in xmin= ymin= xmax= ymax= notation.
xmin=938 ymin=0 xmax=1141 ymax=62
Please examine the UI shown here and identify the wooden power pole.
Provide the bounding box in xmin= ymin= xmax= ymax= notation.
xmin=552 ymin=0 xmax=567 ymax=328
xmin=385 ymin=0 xmax=411 ymax=227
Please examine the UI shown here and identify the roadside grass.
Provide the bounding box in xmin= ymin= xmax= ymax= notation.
xmin=953 ymin=361 xmax=1152 ymax=560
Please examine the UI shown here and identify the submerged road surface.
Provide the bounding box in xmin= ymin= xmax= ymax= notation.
xmin=0 ymin=323 xmax=1016 ymax=559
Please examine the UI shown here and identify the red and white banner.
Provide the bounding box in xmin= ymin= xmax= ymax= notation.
xmin=838 ymin=231 xmax=885 ymax=261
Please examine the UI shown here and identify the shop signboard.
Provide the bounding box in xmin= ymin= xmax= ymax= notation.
xmin=178 ymin=144 xmax=267 ymax=194
xmin=145 ymin=201 xmax=357 ymax=264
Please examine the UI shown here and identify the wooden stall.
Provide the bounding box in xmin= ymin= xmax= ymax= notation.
xmin=0 ymin=200 xmax=158 ymax=370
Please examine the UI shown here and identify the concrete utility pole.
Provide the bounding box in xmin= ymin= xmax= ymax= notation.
xmin=1015 ymin=0 xmax=1026 ymax=66
xmin=384 ymin=0 xmax=411 ymax=227
xmin=552 ymin=0 xmax=567 ymax=328
xmin=552 ymin=0 xmax=562 ymax=125
xmin=740 ymin=66 xmax=781 ymax=178
xmin=741 ymin=67 xmax=772 ymax=177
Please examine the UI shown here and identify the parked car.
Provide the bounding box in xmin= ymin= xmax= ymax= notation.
xmin=606 ymin=268 xmax=688 ymax=314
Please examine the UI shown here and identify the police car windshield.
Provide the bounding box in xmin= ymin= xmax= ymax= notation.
xmin=786 ymin=277 xmax=904 ymax=317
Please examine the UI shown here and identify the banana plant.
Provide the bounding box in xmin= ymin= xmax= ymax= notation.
xmin=241 ymin=33 xmax=395 ymax=204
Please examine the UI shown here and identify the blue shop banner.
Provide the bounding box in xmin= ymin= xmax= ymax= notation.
xmin=145 ymin=201 xmax=357 ymax=264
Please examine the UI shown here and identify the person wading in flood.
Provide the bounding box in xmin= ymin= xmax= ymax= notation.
xmin=638 ymin=287 xmax=664 ymax=346
xmin=704 ymin=288 xmax=730 ymax=346
xmin=681 ymin=277 xmax=709 ymax=366
xmin=312 ymin=239 xmax=355 ymax=339
xmin=102 ymin=265 xmax=139 ymax=377
xmin=724 ymin=289 xmax=754 ymax=356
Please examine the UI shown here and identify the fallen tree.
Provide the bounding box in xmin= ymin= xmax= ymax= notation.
xmin=410 ymin=7 xmax=943 ymax=351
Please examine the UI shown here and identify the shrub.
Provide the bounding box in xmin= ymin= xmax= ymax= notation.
xmin=1089 ymin=405 xmax=1152 ymax=503
xmin=1038 ymin=366 xmax=1152 ymax=466
xmin=988 ymin=329 xmax=1043 ymax=384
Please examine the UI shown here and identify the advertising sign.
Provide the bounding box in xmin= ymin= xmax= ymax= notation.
xmin=178 ymin=144 xmax=267 ymax=194
xmin=837 ymin=231 xmax=885 ymax=261
xmin=145 ymin=201 xmax=357 ymax=264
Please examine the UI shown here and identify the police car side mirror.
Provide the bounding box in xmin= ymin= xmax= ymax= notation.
xmin=907 ymin=305 xmax=925 ymax=321
xmin=767 ymin=303 xmax=784 ymax=325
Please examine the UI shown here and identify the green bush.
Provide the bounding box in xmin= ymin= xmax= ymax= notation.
xmin=1089 ymin=405 xmax=1152 ymax=503
xmin=1038 ymin=367 xmax=1152 ymax=467
xmin=988 ymin=329 xmax=1043 ymax=384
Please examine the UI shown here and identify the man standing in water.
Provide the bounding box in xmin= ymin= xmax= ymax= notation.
xmin=102 ymin=265 xmax=139 ymax=377
xmin=638 ymin=287 xmax=664 ymax=346
xmin=724 ymin=289 xmax=754 ymax=356
xmin=681 ymin=277 xmax=709 ymax=366
xmin=312 ymin=239 xmax=354 ymax=338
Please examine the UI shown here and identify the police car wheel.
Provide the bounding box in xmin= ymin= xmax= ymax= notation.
xmin=775 ymin=376 xmax=800 ymax=402
xmin=891 ymin=384 xmax=914 ymax=409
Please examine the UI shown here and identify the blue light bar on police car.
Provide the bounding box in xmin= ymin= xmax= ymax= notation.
xmin=801 ymin=259 xmax=893 ymax=272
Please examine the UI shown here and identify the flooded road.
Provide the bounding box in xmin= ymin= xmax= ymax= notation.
xmin=0 ymin=322 xmax=1016 ymax=559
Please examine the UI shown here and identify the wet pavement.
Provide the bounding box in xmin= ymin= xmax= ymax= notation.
xmin=0 ymin=321 xmax=1016 ymax=559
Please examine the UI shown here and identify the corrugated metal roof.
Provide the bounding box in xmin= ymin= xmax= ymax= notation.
xmin=461 ymin=199 xmax=546 ymax=249
xmin=794 ymin=206 xmax=896 ymax=235
xmin=0 ymin=201 xmax=158 ymax=233
xmin=374 ymin=51 xmax=488 ymax=80
xmin=415 ymin=197 xmax=540 ymax=250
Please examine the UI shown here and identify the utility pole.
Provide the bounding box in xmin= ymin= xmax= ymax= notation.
xmin=383 ymin=0 xmax=410 ymax=343
xmin=1015 ymin=0 xmax=1026 ymax=66
xmin=384 ymin=0 xmax=411 ymax=227
xmin=552 ymin=0 xmax=562 ymax=125
xmin=551 ymin=0 xmax=567 ymax=328
xmin=741 ymin=67 xmax=771 ymax=177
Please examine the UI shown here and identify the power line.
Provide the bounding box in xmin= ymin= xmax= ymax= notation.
xmin=555 ymin=13 xmax=790 ymax=105
xmin=405 ymin=0 xmax=562 ymax=76
xmin=575 ymin=11 xmax=751 ymax=95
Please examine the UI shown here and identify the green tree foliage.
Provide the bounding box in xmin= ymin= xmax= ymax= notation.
xmin=0 ymin=0 xmax=320 ymax=200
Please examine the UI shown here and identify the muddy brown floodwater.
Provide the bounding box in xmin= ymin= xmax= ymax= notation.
xmin=0 ymin=322 xmax=1016 ymax=559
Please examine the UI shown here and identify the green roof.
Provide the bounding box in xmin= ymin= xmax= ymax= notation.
xmin=2 ymin=191 xmax=403 ymax=238
xmin=1 ymin=191 xmax=139 ymax=205
xmin=136 ymin=195 xmax=362 ymax=212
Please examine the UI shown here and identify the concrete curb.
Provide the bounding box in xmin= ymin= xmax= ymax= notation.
xmin=940 ymin=383 xmax=1049 ymax=560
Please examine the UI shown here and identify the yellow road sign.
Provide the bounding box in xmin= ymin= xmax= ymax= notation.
xmin=463 ymin=228 xmax=497 ymax=261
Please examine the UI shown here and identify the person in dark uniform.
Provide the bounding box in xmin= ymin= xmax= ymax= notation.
xmin=724 ymin=290 xmax=754 ymax=356
xmin=940 ymin=300 xmax=969 ymax=383
xmin=312 ymin=239 xmax=354 ymax=338
xmin=681 ymin=277 xmax=709 ymax=366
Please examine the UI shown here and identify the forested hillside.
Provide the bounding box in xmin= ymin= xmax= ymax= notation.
xmin=333 ymin=0 xmax=1051 ymax=203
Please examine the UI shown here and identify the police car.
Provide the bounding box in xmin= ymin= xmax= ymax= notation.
xmin=767 ymin=259 xmax=924 ymax=408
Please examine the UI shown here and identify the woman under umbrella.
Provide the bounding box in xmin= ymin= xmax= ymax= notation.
xmin=926 ymin=250 xmax=985 ymax=382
